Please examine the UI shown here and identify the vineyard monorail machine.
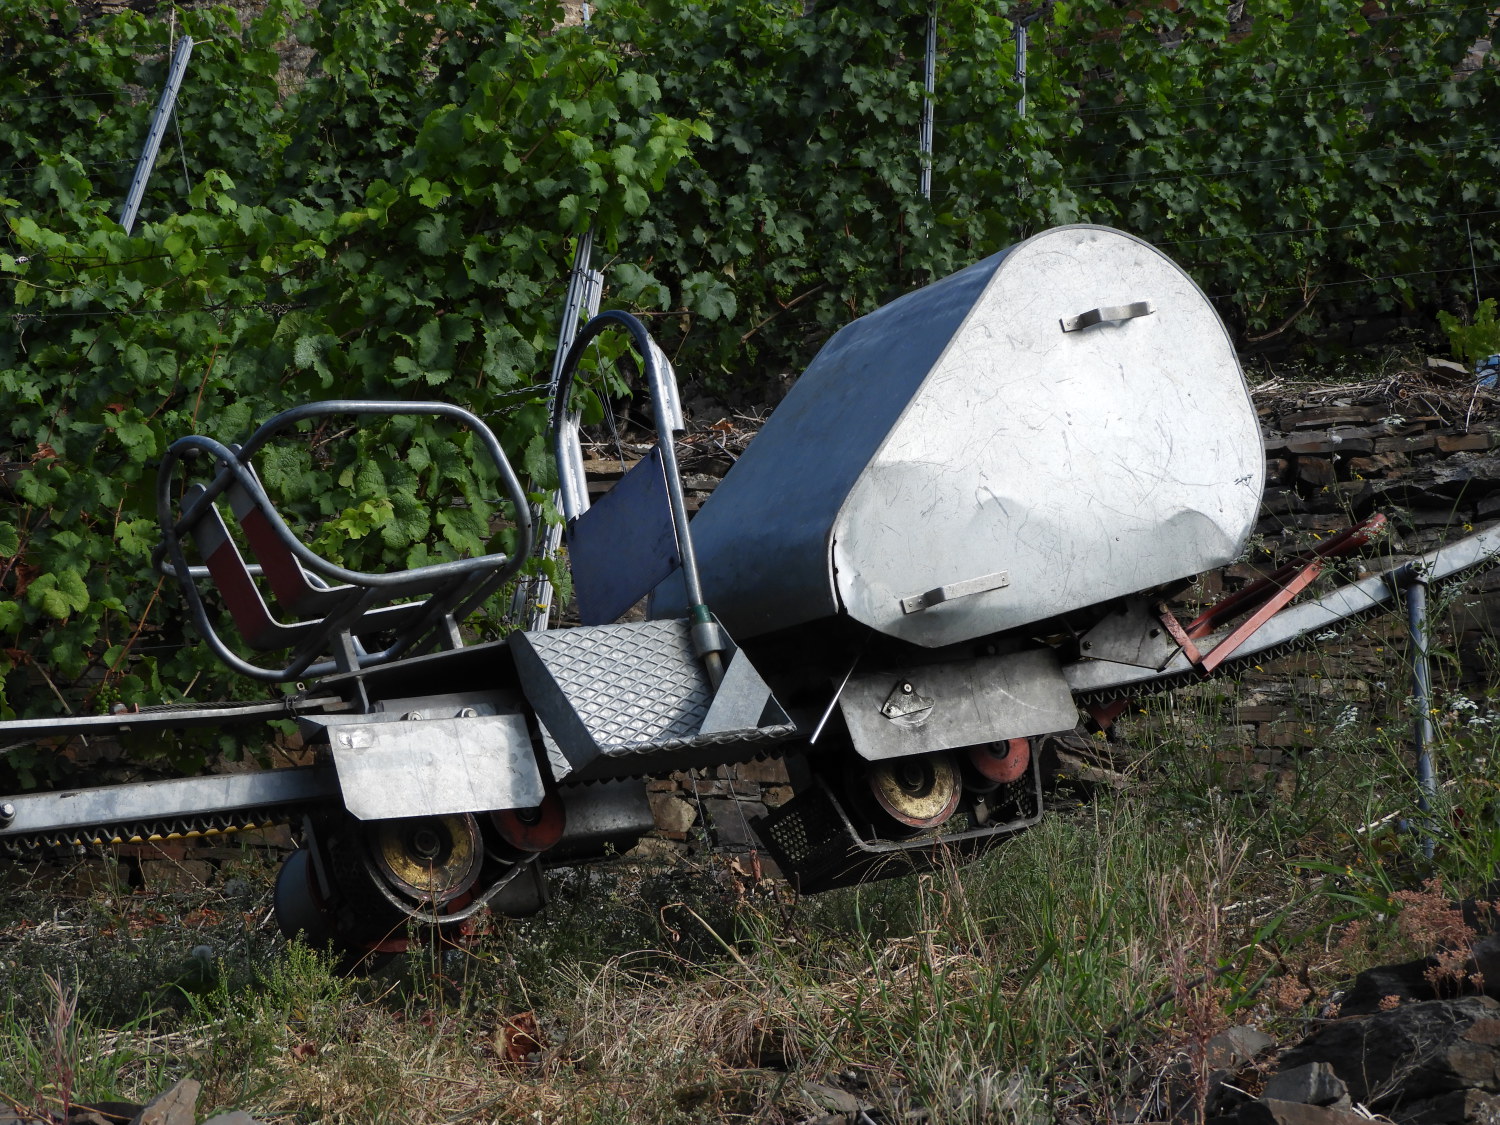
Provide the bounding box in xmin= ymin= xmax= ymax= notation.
xmin=1 ymin=225 xmax=1490 ymax=962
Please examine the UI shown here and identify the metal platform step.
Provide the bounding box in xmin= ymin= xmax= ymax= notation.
xmin=509 ymin=618 xmax=795 ymax=781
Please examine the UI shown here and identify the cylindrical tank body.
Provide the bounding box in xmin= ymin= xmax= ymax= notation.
xmin=658 ymin=225 xmax=1265 ymax=647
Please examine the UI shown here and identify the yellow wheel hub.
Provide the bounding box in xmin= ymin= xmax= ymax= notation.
xmin=866 ymin=752 xmax=962 ymax=829
xmin=368 ymin=814 xmax=481 ymax=905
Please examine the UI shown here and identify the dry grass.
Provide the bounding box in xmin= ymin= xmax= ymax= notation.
xmin=4 ymin=698 xmax=1500 ymax=1124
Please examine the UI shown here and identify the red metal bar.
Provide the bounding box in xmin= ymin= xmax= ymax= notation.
xmin=1086 ymin=515 xmax=1384 ymax=732
xmin=1155 ymin=600 xmax=1203 ymax=665
xmin=1196 ymin=558 xmax=1323 ymax=674
xmin=1185 ymin=513 xmax=1386 ymax=639
xmin=1087 ymin=699 xmax=1130 ymax=729
xmin=197 ymin=517 xmax=281 ymax=650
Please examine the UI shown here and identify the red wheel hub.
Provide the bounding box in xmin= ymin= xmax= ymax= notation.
xmin=966 ymin=738 xmax=1031 ymax=785
xmin=490 ymin=791 xmax=566 ymax=854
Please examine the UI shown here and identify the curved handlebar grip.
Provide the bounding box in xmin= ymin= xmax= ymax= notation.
xmin=549 ymin=311 xmax=714 ymax=634
xmin=1060 ymin=301 xmax=1154 ymax=333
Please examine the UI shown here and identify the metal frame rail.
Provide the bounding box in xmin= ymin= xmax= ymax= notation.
xmin=1065 ymin=523 xmax=1500 ymax=701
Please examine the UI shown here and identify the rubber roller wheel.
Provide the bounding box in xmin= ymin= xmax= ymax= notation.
xmin=273 ymin=848 xmax=336 ymax=947
xmin=273 ymin=844 xmax=398 ymax=974
xmin=367 ymin=813 xmax=483 ymax=907
xmin=965 ymin=738 xmax=1032 ymax=787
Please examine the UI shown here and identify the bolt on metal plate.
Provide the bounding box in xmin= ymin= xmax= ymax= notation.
xmin=881 ymin=681 xmax=934 ymax=723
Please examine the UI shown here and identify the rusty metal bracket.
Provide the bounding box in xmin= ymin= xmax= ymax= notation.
xmin=1089 ymin=539 xmax=1341 ymax=734
xmin=1194 ymin=560 xmax=1323 ymax=673
xmin=1154 ymin=601 xmax=1202 ymax=666
xmin=1154 ymin=557 xmax=1326 ymax=679
xmin=1184 ymin=513 xmax=1386 ymax=639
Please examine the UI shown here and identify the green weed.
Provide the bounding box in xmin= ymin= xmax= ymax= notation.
xmin=0 ymin=975 xmax=169 ymax=1120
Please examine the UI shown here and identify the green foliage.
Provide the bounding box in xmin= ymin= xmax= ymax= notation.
xmin=1439 ymin=298 xmax=1500 ymax=371
xmin=609 ymin=0 xmax=1498 ymax=380
xmin=0 ymin=1 xmax=705 ymax=754
xmin=0 ymin=975 xmax=170 ymax=1118
xmin=1 ymin=722 xmax=1497 ymax=1123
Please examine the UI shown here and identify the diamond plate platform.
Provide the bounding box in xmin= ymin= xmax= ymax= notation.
xmin=509 ymin=618 xmax=795 ymax=781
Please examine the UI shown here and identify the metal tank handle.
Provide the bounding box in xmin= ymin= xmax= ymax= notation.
xmin=1060 ymin=300 xmax=1154 ymax=333
xmin=551 ymin=311 xmax=726 ymax=686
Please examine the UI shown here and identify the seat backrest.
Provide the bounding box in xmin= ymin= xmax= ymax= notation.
xmin=156 ymin=401 xmax=533 ymax=683
xmin=225 ymin=468 xmax=339 ymax=617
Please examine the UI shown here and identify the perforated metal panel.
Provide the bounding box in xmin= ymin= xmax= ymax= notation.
xmin=754 ymin=764 xmax=1044 ymax=894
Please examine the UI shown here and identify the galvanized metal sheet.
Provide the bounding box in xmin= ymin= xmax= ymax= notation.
xmin=700 ymin=648 xmax=782 ymax=735
xmin=1076 ymin=597 xmax=1183 ymax=670
xmin=329 ymin=714 xmax=543 ymax=820
xmin=652 ymin=252 xmax=1001 ymax=636
xmin=837 ymin=648 xmax=1076 ymax=761
xmin=0 ymin=695 xmax=351 ymax=740
xmin=510 ymin=618 xmax=792 ymax=781
xmin=661 ymin=225 xmax=1262 ymax=647
xmin=511 ymin=618 xmax=713 ymax=771
xmin=539 ymin=721 xmax=574 ymax=783
xmin=832 ymin=226 xmax=1261 ymax=646
xmin=304 ymin=688 xmax=520 ymax=730
xmin=1064 ymin=526 xmax=1500 ymax=700
xmin=0 ymin=767 xmax=338 ymax=839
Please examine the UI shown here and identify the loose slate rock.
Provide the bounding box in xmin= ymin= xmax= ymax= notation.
xmin=1278 ymin=996 xmax=1500 ymax=1110
xmin=130 ymin=1079 xmax=200 ymax=1125
xmin=1338 ymin=952 xmax=1449 ymax=1015
xmin=1237 ymin=1100 xmax=1369 ymax=1124
xmin=1207 ymin=1025 xmax=1276 ymax=1069
xmin=798 ymin=1081 xmax=874 ymax=1116
xmin=1262 ymin=1062 xmax=1350 ymax=1108
xmin=1393 ymin=1088 xmax=1500 ymax=1124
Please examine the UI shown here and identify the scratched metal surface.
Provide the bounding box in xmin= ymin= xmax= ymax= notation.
xmin=665 ymin=225 xmax=1264 ymax=647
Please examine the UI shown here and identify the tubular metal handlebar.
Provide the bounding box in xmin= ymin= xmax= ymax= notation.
xmin=550 ymin=312 xmax=725 ymax=683
xmin=156 ymin=400 xmax=532 ymax=589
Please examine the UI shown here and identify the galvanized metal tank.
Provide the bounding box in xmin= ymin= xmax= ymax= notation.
xmin=662 ymin=225 xmax=1265 ymax=647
